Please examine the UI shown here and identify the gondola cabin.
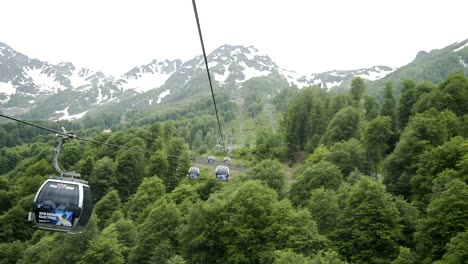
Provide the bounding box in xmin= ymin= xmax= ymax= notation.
xmin=28 ymin=178 xmax=93 ymax=234
xmin=223 ymin=157 xmax=231 ymax=166
xmin=215 ymin=165 xmax=230 ymax=181
xmin=188 ymin=167 xmax=200 ymax=180
xmin=207 ymin=156 xmax=215 ymax=163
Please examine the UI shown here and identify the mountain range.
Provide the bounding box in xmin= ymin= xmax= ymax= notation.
xmin=0 ymin=39 xmax=467 ymax=121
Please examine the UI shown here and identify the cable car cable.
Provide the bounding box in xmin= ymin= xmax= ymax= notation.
xmin=192 ymin=0 xmax=226 ymax=153
xmin=0 ymin=113 xmax=186 ymax=159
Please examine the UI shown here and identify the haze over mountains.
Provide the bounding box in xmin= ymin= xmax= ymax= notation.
xmin=0 ymin=39 xmax=467 ymax=121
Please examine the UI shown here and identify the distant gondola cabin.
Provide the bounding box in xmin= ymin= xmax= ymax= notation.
xmin=208 ymin=156 xmax=215 ymax=163
xmin=215 ymin=165 xmax=230 ymax=181
xmin=188 ymin=167 xmax=200 ymax=180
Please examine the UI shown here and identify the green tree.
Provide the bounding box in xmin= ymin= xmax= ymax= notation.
xmin=269 ymin=199 xmax=328 ymax=256
xmin=410 ymin=136 xmax=467 ymax=207
xmin=363 ymin=116 xmax=394 ymax=178
xmin=19 ymin=214 xmax=99 ymax=263
xmin=282 ymin=86 xmax=329 ymax=157
xmin=78 ymin=231 xmax=125 ymax=264
xmin=394 ymin=197 xmax=419 ymax=248
xmin=363 ymin=95 xmax=380 ymax=120
xmin=434 ymin=230 xmax=468 ymax=264
xmin=413 ymin=89 xmax=454 ymax=115
xmin=310 ymin=250 xmax=348 ymax=264
xmin=128 ymin=199 xmax=182 ymax=264
xmin=327 ymin=94 xmax=348 ymax=120
xmin=164 ymin=138 xmax=190 ymax=192
xmin=255 ymin=130 xmax=283 ymax=160
xmin=397 ymin=80 xmax=417 ymax=129
xmin=76 ymin=155 xmax=95 ymax=181
xmin=60 ymin=140 xmax=82 ymax=170
xmin=248 ymin=159 xmax=286 ymax=197
xmin=333 ymin=177 xmax=402 ymax=264
xmin=380 ymin=82 xmax=397 ymax=123
xmin=0 ymin=195 xmax=35 ymax=242
xmin=114 ymin=147 xmax=145 ymax=201
xmin=321 ymin=106 xmax=361 ymax=146
xmin=165 ymin=255 xmax=187 ymax=264
xmin=0 ymin=241 xmax=27 ymax=264
xmin=94 ymin=190 xmax=121 ymax=230
xmin=438 ymin=72 xmax=468 ymax=117
xmin=274 ymin=249 xmax=313 ymax=263
xmin=289 ymin=161 xmax=343 ymax=207
xmin=125 ymin=176 xmax=165 ymax=221
xmin=167 ymin=183 xmax=200 ymax=214
xmin=391 ymin=247 xmax=415 ymax=264
xmin=384 ymin=110 xmax=459 ymax=198
xmin=308 ymin=188 xmax=340 ymax=235
xmin=181 ymin=198 xmax=226 ymax=262
xmin=222 ymin=181 xmax=279 ymax=263
xmin=102 ymin=218 xmax=137 ymax=260
xmin=88 ymin=157 xmax=116 ymax=202
xmin=146 ymin=149 xmax=169 ymax=178
xmin=349 ymin=77 xmax=366 ymax=107
xmin=415 ymin=179 xmax=468 ymax=264
xmin=97 ymin=131 xmax=128 ymax=160
xmin=325 ymin=139 xmax=369 ymax=177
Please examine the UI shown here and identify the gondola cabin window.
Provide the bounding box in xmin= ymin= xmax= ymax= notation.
xmin=35 ymin=181 xmax=79 ymax=227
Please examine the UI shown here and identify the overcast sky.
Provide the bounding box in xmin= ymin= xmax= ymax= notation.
xmin=1 ymin=0 xmax=467 ymax=76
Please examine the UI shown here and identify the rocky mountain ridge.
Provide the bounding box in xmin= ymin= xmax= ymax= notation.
xmin=0 ymin=41 xmax=397 ymax=120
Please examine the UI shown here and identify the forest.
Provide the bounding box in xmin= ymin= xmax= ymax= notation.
xmin=0 ymin=72 xmax=467 ymax=264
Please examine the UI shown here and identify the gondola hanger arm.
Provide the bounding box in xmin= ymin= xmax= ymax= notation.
xmin=53 ymin=130 xmax=81 ymax=179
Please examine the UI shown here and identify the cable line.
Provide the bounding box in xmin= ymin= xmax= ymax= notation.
xmin=0 ymin=114 xmax=69 ymax=136
xmin=0 ymin=113 xmax=184 ymax=158
xmin=192 ymin=0 xmax=226 ymax=153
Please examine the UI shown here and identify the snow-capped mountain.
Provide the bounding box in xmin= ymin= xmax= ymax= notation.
xmin=120 ymin=59 xmax=182 ymax=92
xmin=170 ymin=44 xmax=394 ymax=90
xmin=0 ymin=42 xmax=396 ymax=121
xmin=0 ymin=41 xmax=111 ymax=115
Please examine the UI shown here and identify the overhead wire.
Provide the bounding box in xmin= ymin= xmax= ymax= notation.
xmin=191 ymin=0 xmax=226 ymax=153
xmin=0 ymin=113 xmax=184 ymax=158
xmin=2 ymin=1 xmax=228 ymax=157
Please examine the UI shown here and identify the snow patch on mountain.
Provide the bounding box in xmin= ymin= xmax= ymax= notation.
xmin=0 ymin=81 xmax=15 ymax=95
xmin=239 ymin=61 xmax=270 ymax=81
xmin=454 ymin=42 xmax=468 ymax=52
xmin=245 ymin=46 xmax=268 ymax=60
xmin=121 ymin=72 xmax=173 ymax=92
xmin=356 ymin=66 xmax=395 ymax=81
xmin=215 ymin=65 xmax=230 ymax=84
xmin=121 ymin=59 xmax=180 ymax=92
xmin=96 ymin=87 xmax=105 ymax=105
xmin=157 ymin=89 xmax=170 ymax=104
xmin=460 ymin=56 xmax=467 ymax=69
xmin=54 ymin=106 xmax=89 ymax=121
xmin=25 ymin=67 xmax=65 ymax=93
xmin=278 ymin=68 xmax=312 ymax=88
xmin=325 ymin=81 xmax=342 ymax=88
xmin=69 ymin=70 xmax=92 ymax=88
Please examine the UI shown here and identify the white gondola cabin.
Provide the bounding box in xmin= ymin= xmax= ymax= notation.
xmin=215 ymin=165 xmax=230 ymax=181
xmin=188 ymin=167 xmax=200 ymax=180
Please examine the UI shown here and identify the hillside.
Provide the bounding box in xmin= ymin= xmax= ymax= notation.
xmin=368 ymin=39 xmax=468 ymax=95
xmin=1 ymin=69 xmax=467 ymax=263
xmin=1 ymin=41 xmax=394 ymax=121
